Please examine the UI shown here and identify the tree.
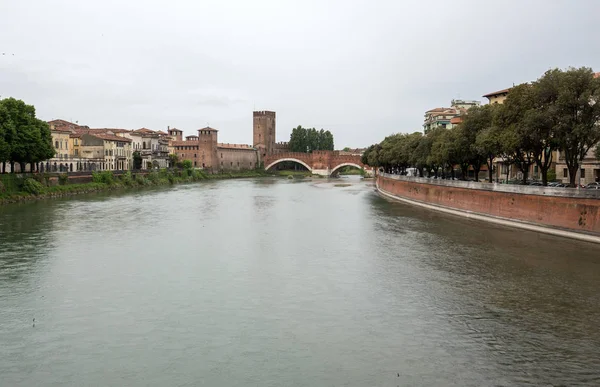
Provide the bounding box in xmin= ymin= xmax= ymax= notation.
xmin=0 ymin=97 xmax=54 ymax=173
xmin=133 ymin=151 xmax=143 ymax=169
xmin=460 ymin=105 xmax=491 ymax=181
xmin=288 ymin=126 xmax=334 ymax=152
xmin=342 ymin=147 xmax=351 ymax=152
xmin=595 ymin=144 xmax=600 ymax=161
xmin=495 ymin=84 xmax=536 ymax=184
xmin=182 ymin=159 xmax=193 ymax=170
xmin=546 ymin=67 xmax=600 ymax=187
xmin=0 ymin=102 xmax=13 ymax=173
xmin=168 ymin=153 xmax=179 ymax=168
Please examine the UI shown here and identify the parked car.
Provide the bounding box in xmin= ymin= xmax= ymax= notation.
xmin=585 ymin=182 xmax=600 ymax=189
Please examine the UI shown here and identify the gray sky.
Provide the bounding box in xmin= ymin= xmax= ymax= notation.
xmin=1 ymin=0 xmax=599 ymax=148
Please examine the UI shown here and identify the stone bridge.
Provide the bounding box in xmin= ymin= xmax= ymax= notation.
xmin=263 ymin=150 xmax=373 ymax=176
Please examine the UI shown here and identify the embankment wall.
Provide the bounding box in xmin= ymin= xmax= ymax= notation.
xmin=376 ymin=173 xmax=600 ymax=242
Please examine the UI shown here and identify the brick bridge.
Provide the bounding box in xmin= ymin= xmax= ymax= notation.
xmin=263 ymin=150 xmax=373 ymax=176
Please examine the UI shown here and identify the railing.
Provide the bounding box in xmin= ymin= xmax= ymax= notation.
xmin=379 ymin=173 xmax=600 ymax=199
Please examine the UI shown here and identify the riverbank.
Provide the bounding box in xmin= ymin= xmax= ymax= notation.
xmin=0 ymin=169 xmax=273 ymax=205
xmin=376 ymin=173 xmax=600 ymax=244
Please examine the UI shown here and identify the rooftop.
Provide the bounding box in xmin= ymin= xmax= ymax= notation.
xmin=198 ymin=126 xmax=218 ymax=132
xmin=482 ymin=88 xmax=511 ymax=98
xmin=84 ymin=132 xmax=132 ymax=142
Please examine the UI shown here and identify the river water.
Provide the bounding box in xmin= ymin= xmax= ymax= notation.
xmin=1 ymin=176 xmax=600 ymax=386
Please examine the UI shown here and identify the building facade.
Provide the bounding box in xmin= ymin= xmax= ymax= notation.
xmin=423 ymin=100 xmax=480 ymax=133
xmin=121 ymin=128 xmax=170 ymax=169
xmin=556 ymin=146 xmax=600 ymax=186
xmin=483 ymin=88 xmax=510 ymax=105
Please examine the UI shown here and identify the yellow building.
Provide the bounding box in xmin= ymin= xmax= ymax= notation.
xmin=482 ymin=88 xmax=510 ymax=105
xmin=81 ymin=132 xmax=133 ymax=171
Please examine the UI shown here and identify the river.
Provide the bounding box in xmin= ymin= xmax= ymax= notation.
xmin=1 ymin=176 xmax=600 ymax=386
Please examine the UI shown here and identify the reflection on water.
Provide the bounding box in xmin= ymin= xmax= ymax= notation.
xmin=1 ymin=177 xmax=599 ymax=386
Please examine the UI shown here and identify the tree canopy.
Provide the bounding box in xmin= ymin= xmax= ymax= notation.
xmin=288 ymin=126 xmax=334 ymax=153
xmin=0 ymin=97 xmax=55 ymax=172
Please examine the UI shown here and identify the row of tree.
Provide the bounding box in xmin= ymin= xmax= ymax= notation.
xmin=362 ymin=67 xmax=600 ymax=186
xmin=288 ymin=126 xmax=334 ymax=153
xmin=0 ymin=98 xmax=55 ymax=173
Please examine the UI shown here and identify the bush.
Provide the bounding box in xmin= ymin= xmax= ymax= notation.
xmin=119 ymin=171 xmax=134 ymax=186
xmin=92 ymin=171 xmax=114 ymax=185
xmin=58 ymin=173 xmax=69 ymax=185
xmin=0 ymin=180 xmax=4 ymax=193
xmin=22 ymin=178 xmax=44 ymax=195
xmin=547 ymin=169 xmax=557 ymax=182
xmin=147 ymin=171 xmax=159 ymax=184
xmin=182 ymin=160 xmax=193 ymax=170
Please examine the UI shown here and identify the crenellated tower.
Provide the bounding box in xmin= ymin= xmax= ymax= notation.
xmin=253 ymin=111 xmax=276 ymax=158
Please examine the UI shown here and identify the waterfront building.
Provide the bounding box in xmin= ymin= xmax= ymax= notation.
xmin=120 ymin=128 xmax=170 ymax=169
xmin=169 ymin=126 xmax=258 ymax=172
xmin=80 ymin=132 xmax=132 ymax=171
xmin=45 ymin=119 xmax=91 ymax=172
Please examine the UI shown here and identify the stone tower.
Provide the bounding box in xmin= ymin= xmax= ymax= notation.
xmin=198 ymin=127 xmax=219 ymax=172
xmin=253 ymin=111 xmax=276 ymax=158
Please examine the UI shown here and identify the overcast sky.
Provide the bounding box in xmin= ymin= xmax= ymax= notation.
xmin=1 ymin=0 xmax=599 ymax=148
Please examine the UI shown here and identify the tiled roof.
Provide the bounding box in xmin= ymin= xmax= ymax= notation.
xmin=89 ymin=133 xmax=132 ymax=142
xmin=133 ymin=128 xmax=156 ymax=134
xmin=156 ymin=130 xmax=169 ymax=135
xmin=88 ymin=128 xmax=131 ymax=134
xmin=425 ymin=107 xmax=451 ymax=113
xmin=198 ymin=126 xmax=218 ymax=132
xmin=482 ymin=88 xmax=510 ymax=98
xmin=595 ymin=72 xmax=600 ymax=79
xmin=450 ymin=117 xmax=462 ymax=124
xmin=169 ymin=128 xmax=183 ymax=132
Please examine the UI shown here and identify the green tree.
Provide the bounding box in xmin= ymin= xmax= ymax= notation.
xmin=0 ymin=97 xmax=54 ymax=173
xmin=0 ymin=102 xmax=13 ymax=173
xmin=459 ymin=105 xmax=490 ymax=181
xmin=288 ymin=126 xmax=334 ymax=152
xmin=168 ymin=153 xmax=179 ymax=168
xmin=542 ymin=67 xmax=600 ymax=187
xmin=182 ymin=159 xmax=193 ymax=170
xmin=133 ymin=151 xmax=143 ymax=169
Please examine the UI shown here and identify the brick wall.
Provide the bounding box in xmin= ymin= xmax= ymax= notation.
xmin=377 ymin=174 xmax=600 ymax=235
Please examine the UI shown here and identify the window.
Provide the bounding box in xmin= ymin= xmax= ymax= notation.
xmin=237 ymin=161 xmax=239 ymax=166
xmin=230 ymin=162 xmax=233 ymax=166
xmin=194 ymin=154 xmax=197 ymax=158
xmin=194 ymin=161 xmax=197 ymax=166
xmin=105 ymin=150 xmax=108 ymax=156
xmin=55 ymin=141 xmax=59 ymax=149
xmin=563 ymin=168 xmax=568 ymax=178
xmin=581 ymin=169 xmax=586 ymax=178
xmin=75 ymin=149 xmax=79 ymax=156
xmin=221 ymin=161 xmax=223 ymax=166
xmin=221 ymin=153 xmax=223 ymax=158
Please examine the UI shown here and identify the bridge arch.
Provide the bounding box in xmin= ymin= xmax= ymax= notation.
xmin=265 ymin=158 xmax=312 ymax=172
xmin=330 ymin=162 xmax=363 ymax=176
